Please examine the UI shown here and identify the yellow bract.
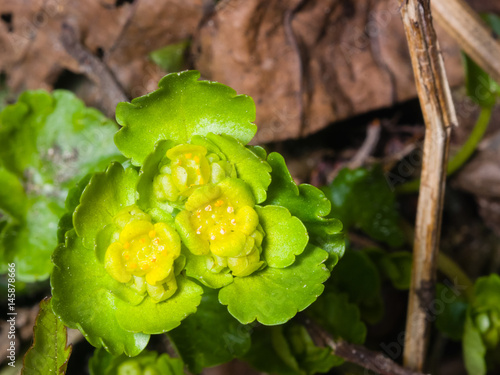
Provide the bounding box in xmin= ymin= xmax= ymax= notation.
xmin=104 ymin=206 xmax=181 ymax=302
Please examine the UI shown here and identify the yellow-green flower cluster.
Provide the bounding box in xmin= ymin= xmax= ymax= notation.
xmin=176 ymin=178 xmax=265 ymax=277
xmin=153 ymin=144 xmax=234 ymax=203
xmin=104 ymin=142 xmax=266 ymax=302
xmin=104 ymin=205 xmax=181 ymax=302
xmin=151 ymin=143 xmax=266 ymax=278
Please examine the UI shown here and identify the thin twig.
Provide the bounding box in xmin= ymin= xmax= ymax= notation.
xmin=303 ymin=318 xmax=428 ymax=375
xmin=432 ymin=0 xmax=500 ymax=85
xmin=348 ymin=119 xmax=382 ymax=169
xmin=60 ymin=23 xmax=128 ymax=117
xmin=399 ymin=0 xmax=457 ymax=371
xmin=326 ymin=119 xmax=382 ymax=183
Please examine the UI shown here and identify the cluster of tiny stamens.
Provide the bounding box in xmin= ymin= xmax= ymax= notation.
xmin=121 ymin=229 xmax=167 ymax=276
xmin=191 ymin=198 xmax=237 ymax=243
xmin=105 ymin=207 xmax=181 ymax=302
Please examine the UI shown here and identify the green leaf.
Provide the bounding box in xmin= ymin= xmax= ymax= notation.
xmin=0 ymin=73 xmax=10 ymax=112
xmin=265 ymin=153 xmax=331 ymax=222
xmin=88 ymin=348 xmax=114 ymax=375
xmin=255 ymin=205 xmax=308 ymax=268
xmin=0 ymin=166 xmax=29 ymax=276
xmin=74 ymin=163 xmax=138 ymax=249
xmin=247 ymin=145 xmax=268 ymax=160
xmin=114 ymin=276 xmax=203 ymax=334
xmin=0 ymin=167 xmax=27 ymax=220
xmin=309 ymin=231 xmax=344 ymax=272
xmin=89 ymin=348 xmax=184 ymax=375
xmin=0 ymin=89 xmax=123 ymax=281
xmin=36 ymin=90 xmax=125 ymax=188
xmin=137 ymin=140 xmax=177 ymax=214
xmin=264 ymin=153 xmax=344 ymax=269
xmin=463 ymin=313 xmax=487 ymax=375
xmin=149 ymin=354 xmax=185 ymax=375
xmin=463 ymin=53 xmax=499 ymax=108
xmin=64 ymin=174 xmax=93 ymax=214
xmin=218 ymin=244 xmax=330 ymax=325
xmin=328 ymin=249 xmax=379 ymax=305
xmin=52 ymin=231 xmax=149 ymax=356
xmin=268 ymin=325 xmax=302 ymax=373
xmin=326 ymin=249 xmax=384 ymax=324
xmin=364 ymin=248 xmax=412 ymax=290
xmin=0 ymin=218 xmax=9 ymax=269
xmin=21 ymin=297 xmax=72 ymax=375
xmin=149 ymin=40 xmax=190 ymax=73
xmin=324 ymin=166 xmax=405 ymax=248
xmin=57 ymin=174 xmax=93 ymax=244
xmin=0 ymin=90 xmax=123 ymax=187
xmin=0 ymin=90 xmax=53 ymax=175
xmin=168 ymin=287 xmax=251 ymax=373
xmin=6 ymin=196 xmax=65 ymax=282
xmin=115 ymin=71 xmax=257 ymax=165
xmin=284 ymin=324 xmax=343 ymax=374
xmin=206 ymin=133 xmax=271 ymax=203
xmin=473 ymin=273 xmax=500 ymax=312
xmin=462 ymin=15 xmax=500 ymax=108
xmin=470 ymin=274 xmax=500 ymax=349
xmin=461 ymin=274 xmax=500 ymax=375
xmin=435 ymin=283 xmax=468 ymax=341
xmin=308 ymin=292 xmax=367 ymax=345
xmin=242 ymin=326 xmax=301 ymax=375
xmin=242 ymin=325 xmax=342 ymax=375
xmin=52 ymin=229 xmax=203 ymax=353
xmin=483 ymin=13 xmax=500 ymax=35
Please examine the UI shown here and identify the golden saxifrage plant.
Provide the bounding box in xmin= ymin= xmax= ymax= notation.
xmin=49 ymin=71 xmax=344 ymax=358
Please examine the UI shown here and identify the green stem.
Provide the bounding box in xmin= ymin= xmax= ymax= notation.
xmin=396 ymin=106 xmax=493 ymax=194
xmin=447 ymin=106 xmax=493 ymax=175
xmin=400 ymin=219 xmax=474 ymax=302
xmin=395 ymin=172 xmax=420 ymax=194
xmin=437 ymin=252 xmax=475 ymax=302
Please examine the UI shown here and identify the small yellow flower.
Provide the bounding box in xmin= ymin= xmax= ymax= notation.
xmin=176 ymin=178 xmax=265 ymax=277
xmin=104 ymin=206 xmax=181 ymax=302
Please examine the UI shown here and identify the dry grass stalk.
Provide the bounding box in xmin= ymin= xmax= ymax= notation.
xmin=399 ymin=0 xmax=457 ymax=371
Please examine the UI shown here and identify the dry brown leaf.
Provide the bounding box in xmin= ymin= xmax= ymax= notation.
xmin=0 ymin=0 xmax=206 ymax=113
xmin=192 ymin=0 xmax=470 ymax=143
xmin=1 ymin=0 xmax=499 ymax=142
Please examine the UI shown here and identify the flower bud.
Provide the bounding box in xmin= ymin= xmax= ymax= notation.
xmin=153 ymin=144 xmax=234 ymax=202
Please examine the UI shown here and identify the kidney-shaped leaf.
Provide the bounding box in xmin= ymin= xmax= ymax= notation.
xmin=218 ymin=245 xmax=330 ymax=325
xmin=51 ymin=231 xmax=149 ymax=356
xmin=115 ymin=71 xmax=257 ymax=166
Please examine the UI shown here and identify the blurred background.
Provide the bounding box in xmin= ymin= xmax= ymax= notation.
xmin=2 ymin=1 xmax=500 ymax=374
